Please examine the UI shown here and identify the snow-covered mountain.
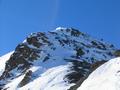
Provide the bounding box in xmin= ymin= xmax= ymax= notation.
xmin=0 ymin=27 xmax=118 ymax=90
xmin=78 ymin=57 xmax=120 ymax=90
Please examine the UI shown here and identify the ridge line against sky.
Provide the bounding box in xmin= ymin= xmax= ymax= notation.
xmin=0 ymin=0 xmax=120 ymax=56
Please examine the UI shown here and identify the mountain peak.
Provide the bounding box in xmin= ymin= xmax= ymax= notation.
xmin=55 ymin=27 xmax=67 ymax=31
xmin=0 ymin=27 xmax=118 ymax=90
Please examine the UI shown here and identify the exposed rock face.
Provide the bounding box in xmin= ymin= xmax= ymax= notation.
xmin=68 ymin=60 xmax=107 ymax=90
xmin=0 ymin=27 xmax=117 ymax=90
xmin=18 ymin=70 xmax=32 ymax=87
xmin=0 ymin=43 xmax=40 ymax=80
xmin=114 ymin=50 xmax=120 ymax=57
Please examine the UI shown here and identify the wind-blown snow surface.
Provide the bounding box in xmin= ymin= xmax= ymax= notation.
xmin=0 ymin=27 xmax=117 ymax=90
xmin=78 ymin=57 xmax=120 ymax=90
xmin=4 ymin=65 xmax=73 ymax=90
xmin=19 ymin=65 xmax=73 ymax=90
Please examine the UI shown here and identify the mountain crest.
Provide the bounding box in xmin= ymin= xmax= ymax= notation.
xmin=0 ymin=27 xmax=117 ymax=90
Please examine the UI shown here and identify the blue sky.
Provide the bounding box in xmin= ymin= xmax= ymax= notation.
xmin=0 ymin=0 xmax=120 ymax=56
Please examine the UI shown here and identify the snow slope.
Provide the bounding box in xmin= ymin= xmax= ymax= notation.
xmin=78 ymin=57 xmax=120 ymax=90
xmin=3 ymin=65 xmax=73 ymax=90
